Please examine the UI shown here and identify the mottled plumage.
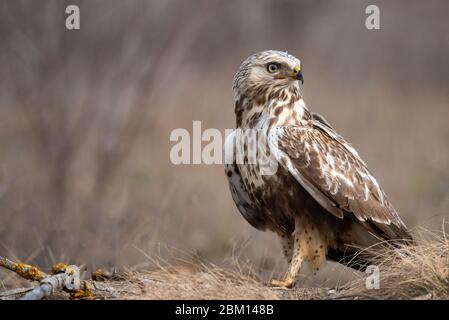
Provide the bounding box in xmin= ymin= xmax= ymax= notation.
xmin=225 ymin=50 xmax=412 ymax=287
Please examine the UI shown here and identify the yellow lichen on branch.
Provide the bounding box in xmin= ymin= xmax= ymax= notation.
xmin=13 ymin=263 xmax=43 ymax=281
xmin=0 ymin=255 xmax=94 ymax=300
xmin=69 ymin=282 xmax=94 ymax=300
xmin=51 ymin=262 xmax=70 ymax=274
xmin=0 ymin=256 xmax=44 ymax=281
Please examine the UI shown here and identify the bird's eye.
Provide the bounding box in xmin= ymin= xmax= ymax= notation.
xmin=267 ymin=63 xmax=279 ymax=73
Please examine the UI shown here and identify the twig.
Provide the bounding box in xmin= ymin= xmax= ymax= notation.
xmin=0 ymin=256 xmax=44 ymax=281
xmin=20 ymin=271 xmax=78 ymax=300
xmin=330 ymin=293 xmax=383 ymax=300
xmin=0 ymin=256 xmax=91 ymax=300
xmin=0 ymin=287 xmax=34 ymax=299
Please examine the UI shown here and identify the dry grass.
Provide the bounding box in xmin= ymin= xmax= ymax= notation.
xmin=83 ymin=229 xmax=449 ymax=300
xmin=337 ymin=227 xmax=449 ymax=300
xmin=89 ymin=265 xmax=327 ymax=300
xmin=2 ymin=228 xmax=449 ymax=300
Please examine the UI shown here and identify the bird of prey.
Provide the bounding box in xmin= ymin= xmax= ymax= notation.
xmin=224 ymin=50 xmax=412 ymax=288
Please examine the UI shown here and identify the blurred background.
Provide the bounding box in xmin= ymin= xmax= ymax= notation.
xmin=1 ymin=0 xmax=448 ymax=287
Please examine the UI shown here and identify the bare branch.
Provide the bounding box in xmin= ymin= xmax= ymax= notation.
xmin=0 ymin=256 xmax=44 ymax=281
xmin=0 ymin=287 xmax=34 ymax=300
xmin=0 ymin=256 xmax=91 ymax=300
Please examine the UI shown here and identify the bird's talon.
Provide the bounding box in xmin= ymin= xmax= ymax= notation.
xmin=270 ymin=278 xmax=295 ymax=288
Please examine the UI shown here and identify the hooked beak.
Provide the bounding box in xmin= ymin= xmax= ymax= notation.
xmin=295 ymin=71 xmax=304 ymax=84
xmin=292 ymin=65 xmax=303 ymax=84
xmin=273 ymin=64 xmax=304 ymax=84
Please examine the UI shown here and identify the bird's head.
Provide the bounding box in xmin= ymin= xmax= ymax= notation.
xmin=233 ymin=50 xmax=303 ymax=98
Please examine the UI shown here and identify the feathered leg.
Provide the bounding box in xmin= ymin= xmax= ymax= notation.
xmin=271 ymin=218 xmax=327 ymax=288
xmin=271 ymin=231 xmax=304 ymax=288
xmin=280 ymin=234 xmax=293 ymax=263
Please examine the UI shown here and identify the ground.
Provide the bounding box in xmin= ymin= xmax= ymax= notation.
xmin=1 ymin=228 xmax=448 ymax=300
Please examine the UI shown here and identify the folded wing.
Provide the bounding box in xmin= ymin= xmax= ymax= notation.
xmin=268 ymin=119 xmax=411 ymax=241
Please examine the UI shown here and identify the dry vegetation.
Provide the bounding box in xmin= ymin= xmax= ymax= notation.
xmin=2 ymin=228 xmax=449 ymax=300
xmin=81 ymin=230 xmax=449 ymax=300
xmin=1 ymin=1 xmax=449 ymax=299
xmin=339 ymin=228 xmax=449 ymax=300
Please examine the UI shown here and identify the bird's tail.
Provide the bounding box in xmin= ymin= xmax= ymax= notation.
xmin=327 ymin=237 xmax=415 ymax=272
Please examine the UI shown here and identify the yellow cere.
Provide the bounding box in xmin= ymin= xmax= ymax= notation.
xmin=293 ymin=65 xmax=301 ymax=73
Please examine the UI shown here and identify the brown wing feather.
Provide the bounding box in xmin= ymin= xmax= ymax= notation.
xmin=269 ymin=122 xmax=411 ymax=241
